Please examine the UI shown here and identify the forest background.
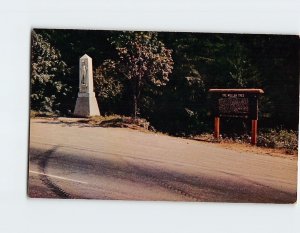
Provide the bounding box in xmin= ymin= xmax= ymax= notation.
xmin=30 ymin=29 xmax=299 ymax=151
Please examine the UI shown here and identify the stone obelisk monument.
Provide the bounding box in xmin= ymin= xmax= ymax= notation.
xmin=74 ymin=54 xmax=100 ymax=117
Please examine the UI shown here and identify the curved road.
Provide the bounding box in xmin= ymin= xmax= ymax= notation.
xmin=28 ymin=118 xmax=297 ymax=203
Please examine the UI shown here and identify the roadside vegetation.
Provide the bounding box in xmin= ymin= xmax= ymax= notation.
xmin=88 ymin=115 xmax=151 ymax=131
xmin=194 ymin=130 xmax=298 ymax=155
xmin=257 ymin=129 xmax=298 ymax=154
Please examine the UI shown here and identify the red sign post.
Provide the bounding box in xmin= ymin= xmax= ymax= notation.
xmin=208 ymin=89 xmax=264 ymax=145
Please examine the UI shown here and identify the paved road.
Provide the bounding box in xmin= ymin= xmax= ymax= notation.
xmin=28 ymin=118 xmax=297 ymax=203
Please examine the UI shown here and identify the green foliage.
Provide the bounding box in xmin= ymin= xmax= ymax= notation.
xmin=148 ymin=33 xmax=213 ymax=135
xmin=257 ymin=129 xmax=298 ymax=153
xmin=94 ymin=60 xmax=123 ymax=100
xmin=94 ymin=60 xmax=124 ymax=115
xmin=98 ymin=32 xmax=174 ymax=117
xmin=30 ymin=31 xmax=70 ymax=113
xmin=227 ymin=45 xmax=261 ymax=87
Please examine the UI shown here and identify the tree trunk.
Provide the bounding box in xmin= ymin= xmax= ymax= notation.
xmin=133 ymin=94 xmax=138 ymax=119
xmin=132 ymin=78 xmax=141 ymax=119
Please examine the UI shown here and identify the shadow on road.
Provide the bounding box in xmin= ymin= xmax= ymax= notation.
xmin=28 ymin=146 xmax=297 ymax=203
xmin=29 ymin=146 xmax=75 ymax=199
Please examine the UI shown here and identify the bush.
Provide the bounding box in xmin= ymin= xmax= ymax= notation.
xmin=257 ymin=129 xmax=298 ymax=153
xmin=88 ymin=115 xmax=151 ymax=130
xmin=31 ymin=31 xmax=70 ymax=113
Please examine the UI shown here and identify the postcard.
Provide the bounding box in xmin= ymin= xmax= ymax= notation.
xmin=28 ymin=29 xmax=298 ymax=203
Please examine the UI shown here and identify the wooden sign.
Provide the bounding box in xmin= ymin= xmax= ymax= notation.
xmin=210 ymin=90 xmax=263 ymax=120
xmin=208 ymin=89 xmax=264 ymax=145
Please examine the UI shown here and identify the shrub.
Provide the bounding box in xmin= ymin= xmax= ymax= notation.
xmin=31 ymin=31 xmax=70 ymax=113
xmin=257 ymin=129 xmax=298 ymax=153
xmin=88 ymin=115 xmax=151 ymax=130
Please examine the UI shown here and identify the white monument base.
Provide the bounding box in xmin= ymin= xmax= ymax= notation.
xmin=74 ymin=92 xmax=100 ymax=117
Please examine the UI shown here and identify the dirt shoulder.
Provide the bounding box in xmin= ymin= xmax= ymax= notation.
xmin=191 ymin=133 xmax=298 ymax=160
xmin=216 ymin=141 xmax=297 ymax=160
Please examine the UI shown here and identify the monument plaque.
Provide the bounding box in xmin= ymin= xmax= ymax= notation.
xmin=74 ymin=54 xmax=100 ymax=117
xmin=209 ymin=89 xmax=264 ymax=145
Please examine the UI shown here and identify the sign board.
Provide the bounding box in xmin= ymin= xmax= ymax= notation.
xmin=209 ymin=89 xmax=264 ymax=120
xmin=208 ymin=89 xmax=264 ymax=145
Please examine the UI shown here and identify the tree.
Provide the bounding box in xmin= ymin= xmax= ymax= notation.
xmin=94 ymin=60 xmax=125 ymax=114
xmin=149 ymin=32 xmax=217 ymax=134
xmin=30 ymin=30 xmax=70 ymax=113
xmin=30 ymin=29 xmax=299 ymax=132
xmin=100 ymin=32 xmax=174 ymax=117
